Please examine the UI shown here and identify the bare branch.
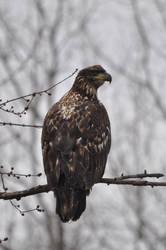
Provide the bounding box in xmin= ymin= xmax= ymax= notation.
xmin=114 ymin=171 xmax=164 ymax=180
xmin=0 ymin=172 xmax=165 ymax=201
xmin=0 ymin=237 xmax=8 ymax=244
xmin=0 ymin=166 xmax=42 ymax=179
xmin=0 ymin=184 xmax=50 ymax=200
xmin=9 ymin=200 xmax=44 ymax=216
xmin=0 ymin=68 xmax=78 ymax=115
xmin=100 ymin=178 xmax=166 ymax=187
xmin=0 ymin=174 xmax=7 ymax=191
xmin=0 ymin=68 xmax=78 ymax=106
xmin=0 ymin=122 xmax=42 ymax=129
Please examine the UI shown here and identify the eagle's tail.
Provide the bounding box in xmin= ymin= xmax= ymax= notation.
xmin=55 ymin=188 xmax=86 ymax=222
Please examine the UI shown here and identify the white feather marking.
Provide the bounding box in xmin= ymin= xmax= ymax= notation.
xmin=106 ymin=126 xmax=111 ymax=134
xmin=94 ymin=145 xmax=98 ymax=152
xmin=100 ymin=143 xmax=104 ymax=150
xmin=48 ymin=119 xmax=54 ymax=126
xmin=98 ymin=142 xmax=104 ymax=151
xmin=61 ymin=105 xmax=75 ymax=119
xmin=102 ymin=132 xmax=105 ymax=138
xmin=56 ymin=158 xmax=59 ymax=166
xmin=103 ymin=135 xmax=108 ymax=146
xmin=76 ymin=137 xmax=82 ymax=143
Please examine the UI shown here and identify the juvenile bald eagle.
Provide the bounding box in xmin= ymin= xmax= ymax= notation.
xmin=41 ymin=65 xmax=112 ymax=222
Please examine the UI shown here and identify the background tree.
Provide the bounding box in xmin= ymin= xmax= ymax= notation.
xmin=0 ymin=1 xmax=166 ymax=250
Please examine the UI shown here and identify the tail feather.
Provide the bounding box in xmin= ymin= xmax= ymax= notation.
xmin=72 ymin=190 xmax=86 ymax=221
xmin=55 ymin=188 xmax=86 ymax=222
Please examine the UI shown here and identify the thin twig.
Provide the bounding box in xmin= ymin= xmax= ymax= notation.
xmin=0 ymin=237 xmax=8 ymax=244
xmin=0 ymin=166 xmax=42 ymax=180
xmin=0 ymin=122 xmax=42 ymax=128
xmin=0 ymin=68 xmax=78 ymax=107
xmin=0 ymin=174 xmax=7 ymax=191
xmin=9 ymin=200 xmax=44 ymax=216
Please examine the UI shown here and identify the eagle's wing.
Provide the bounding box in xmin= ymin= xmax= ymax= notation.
xmin=42 ymin=100 xmax=111 ymax=190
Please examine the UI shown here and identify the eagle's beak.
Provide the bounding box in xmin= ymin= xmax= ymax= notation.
xmin=94 ymin=72 xmax=112 ymax=83
xmin=104 ymin=73 xmax=112 ymax=83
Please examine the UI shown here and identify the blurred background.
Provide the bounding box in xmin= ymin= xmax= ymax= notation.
xmin=0 ymin=0 xmax=166 ymax=249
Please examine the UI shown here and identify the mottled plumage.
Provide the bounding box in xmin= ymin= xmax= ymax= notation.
xmin=41 ymin=65 xmax=112 ymax=222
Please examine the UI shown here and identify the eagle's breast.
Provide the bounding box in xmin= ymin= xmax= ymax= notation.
xmin=58 ymin=90 xmax=88 ymax=120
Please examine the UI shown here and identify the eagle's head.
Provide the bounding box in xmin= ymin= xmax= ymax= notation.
xmin=73 ymin=65 xmax=112 ymax=97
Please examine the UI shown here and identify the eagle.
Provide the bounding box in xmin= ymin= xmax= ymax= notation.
xmin=41 ymin=65 xmax=112 ymax=222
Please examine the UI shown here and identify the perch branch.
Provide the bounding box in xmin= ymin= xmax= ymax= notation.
xmin=113 ymin=171 xmax=164 ymax=180
xmin=0 ymin=172 xmax=165 ymax=201
xmin=0 ymin=184 xmax=50 ymax=200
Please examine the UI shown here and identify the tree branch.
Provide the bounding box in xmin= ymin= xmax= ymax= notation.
xmin=0 ymin=68 xmax=78 ymax=107
xmin=0 ymin=68 xmax=78 ymax=117
xmin=0 ymin=184 xmax=50 ymax=200
xmin=0 ymin=172 xmax=165 ymax=201
xmin=113 ymin=171 xmax=164 ymax=180
xmin=0 ymin=122 xmax=42 ymax=128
